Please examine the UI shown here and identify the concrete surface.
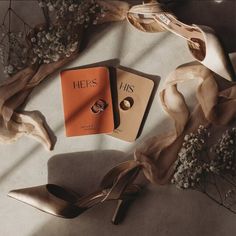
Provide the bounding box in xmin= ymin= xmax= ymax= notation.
xmin=0 ymin=1 xmax=236 ymax=236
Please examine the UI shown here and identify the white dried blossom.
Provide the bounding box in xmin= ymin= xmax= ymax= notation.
xmin=30 ymin=0 xmax=104 ymax=64
xmin=172 ymin=126 xmax=236 ymax=190
xmin=0 ymin=27 xmax=30 ymax=75
xmin=210 ymin=128 xmax=236 ymax=173
xmin=0 ymin=0 xmax=106 ymax=73
xmin=172 ymin=125 xmax=209 ymax=189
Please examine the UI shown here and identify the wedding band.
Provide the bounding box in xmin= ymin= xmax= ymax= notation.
xmin=91 ymin=99 xmax=107 ymax=114
xmin=120 ymin=97 xmax=134 ymax=111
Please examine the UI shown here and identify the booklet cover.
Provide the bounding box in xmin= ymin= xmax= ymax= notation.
xmin=111 ymin=68 xmax=154 ymax=142
xmin=60 ymin=66 xmax=114 ymax=137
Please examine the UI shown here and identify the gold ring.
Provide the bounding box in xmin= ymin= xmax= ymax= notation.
xmin=91 ymin=99 xmax=108 ymax=114
xmin=120 ymin=97 xmax=134 ymax=111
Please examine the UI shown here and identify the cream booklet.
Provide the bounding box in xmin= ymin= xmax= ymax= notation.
xmin=111 ymin=68 xmax=154 ymax=142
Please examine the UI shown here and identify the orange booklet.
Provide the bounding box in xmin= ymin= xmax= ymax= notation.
xmin=60 ymin=67 xmax=114 ymax=137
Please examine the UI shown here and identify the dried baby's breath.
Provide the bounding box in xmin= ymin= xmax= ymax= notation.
xmin=30 ymin=0 xmax=105 ymax=64
xmin=172 ymin=126 xmax=236 ymax=190
xmin=0 ymin=0 xmax=105 ymax=75
xmin=0 ymin=13 xmax=31 ymax=75
xmin=210 ymin=128 xmax=236 ymax=174
xmin=171 ymin=125 xmax=209 ymax=189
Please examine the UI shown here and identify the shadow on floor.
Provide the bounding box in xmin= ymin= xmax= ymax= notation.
xmin=47 ymin=150 xmax=131 ymax=195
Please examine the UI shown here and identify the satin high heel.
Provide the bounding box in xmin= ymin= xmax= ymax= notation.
xmin=127 ymin=1 xmax=235 ymax=81
xmin=8 ymin=160 xmax=142 ymax=223
xmin=8 ymin=183 xmax=141 ymax=223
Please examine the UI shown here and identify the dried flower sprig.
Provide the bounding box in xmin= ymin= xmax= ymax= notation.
xmin=210 ymin=128 xmax=236 ymax=174
xmin=0 ymin=0 xmax=106 ymax=75
xmin=172 ymin=126 xmax=236 ymax=189
xmin=171 ymin=125 xmax=209 ymax=189
xmin=30 ymin=0 xmax=105 ymax=64
xmin=172 ymin=126 xmax=236 ymax=213
xmin=38 ymin=0 xmax=105 ymax=25
xmin=0 ymin=0 xmax=32 ymax=75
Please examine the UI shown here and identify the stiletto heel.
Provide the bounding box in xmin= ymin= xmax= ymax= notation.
xmin=112 ymin=199 xmax=129 ymax=225
xmin=112 ymin=185 xmax=141 ymax=225
xmin=127 ymin=2 xmax=235 ymax=81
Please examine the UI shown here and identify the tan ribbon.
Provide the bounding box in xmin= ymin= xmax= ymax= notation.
xmin=136 ymin=63 xmax=236 ymax=185
xmin=0 ymin=55 xmax=79 ymax=150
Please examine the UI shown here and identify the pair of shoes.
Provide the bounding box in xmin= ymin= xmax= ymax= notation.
xmin=127 ymin=2 xmax=235 ymax=81
xmin=8 ymin=161 xmax=142 ymax=224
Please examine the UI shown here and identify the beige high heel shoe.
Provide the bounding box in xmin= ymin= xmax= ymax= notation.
xmin=8 ymin=161 xmax=141 ymax=224
xmin=127 ymin=1 xmax=235 ymax=81
xmin=8 ymin=184 xmax=140 ymax=223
